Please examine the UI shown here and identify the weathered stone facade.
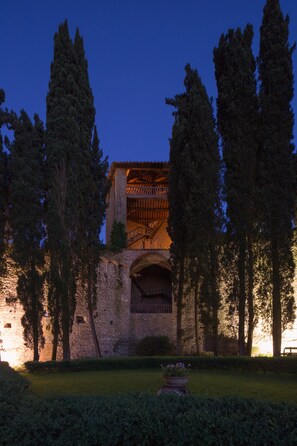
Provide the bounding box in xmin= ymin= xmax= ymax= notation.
xmin=71 ymin=249 xmax=175 ymax=358
xmin=0 ymin=249 xmax=175 ymax=365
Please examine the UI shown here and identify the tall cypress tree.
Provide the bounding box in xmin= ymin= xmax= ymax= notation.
xmin=214 ymin=25 xmax=259 ymax=355
xmin=73 ymin=29 xmax=100 ymax=356
xmin=167 ymin=64 xmax=221 ymax=355
xmin=258 ymin=0 xmax=295 ymax=356
xmin=0 ymin=90 xmax=10 ymax=276
xmin=10 ymin=111 xmax=45 ymax=361
xmin=81 ymin=127 xmax=108 ymax=357
xmin=46 ymin=22 xmax=107 ymax=360
xmin=73 ymin=30 xmax=109 ymax=357
xmin=46 ymin=21 xmax=81 ymax=360
xmin=167 ymin=77 xmax=189 ymax=355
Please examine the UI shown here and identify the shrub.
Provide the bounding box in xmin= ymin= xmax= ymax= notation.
xmin=135 ymin=336 xmax=174 ymax=356
xmin=0 ymin=362 xmax=29 ymax=435
xmin=109 ymin=220 xmax=127 ymax=252
xmin=24 ymin=355 xmax=297 ymax=374
xmin=4 ymin=394 xmax=297 ymax=446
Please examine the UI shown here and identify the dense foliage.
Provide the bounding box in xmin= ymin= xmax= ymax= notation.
xmin=24 ymin=356 xmax=297 ymax=374
xmin=257 ymin=0 xmax=296 ymax=357
xmin=109 ymin=220 xmax=127 ymax=252
xmin=0 ymin=90 xmax=11 ymax=276
xmin=0 ymin=362 xmax=29 ymax=431
xmin=46 ymin=21 xmax=83 ymax=360
xmin=2 ymin=362 xmax=297 ymax=445
xmin=214 ymin=25 xmax=259 ymax=356
xmin=2 ymin=392 xmax=297 ymax=445
xmin=135 ymin=336 xmax=174 ymax=356
xmin=73 ymin=30 xmax=109 ymax=358
xmin=167 ymin=65 xmax=222 ymax=355
xmin=10 ymin=111 xmax=45 ymax=360
xmin=46 ymin=21 xmax=108 ymax=360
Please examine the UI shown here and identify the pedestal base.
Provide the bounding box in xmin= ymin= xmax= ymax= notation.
xmin=157 ymin=385 xmax=191 ymax=396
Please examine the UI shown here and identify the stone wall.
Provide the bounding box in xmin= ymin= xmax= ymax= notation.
xmin=71 ymin=249 xmax=175 ymax=357
xmin=2 ymin=247 xmax=297 ymax=366
xmin=0 ymin=261 xmax=33 ymax=365
xmin=0 ymin=249 xmax=175 ymax=366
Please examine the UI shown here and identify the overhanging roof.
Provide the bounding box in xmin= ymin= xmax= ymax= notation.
xmin=108 ymin=161 xmax=169 ymax=179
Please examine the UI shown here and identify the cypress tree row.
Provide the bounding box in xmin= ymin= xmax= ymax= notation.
xmin=167 ymin=64 xmax=221 ymax=355
xmin=10 ymin=111 xmax=45 ymax=361
xmin=258 ymin=0 xmax=296 ymax=356
xmin=214 ymin=25 xmax=259 ymax=355
xmin=0 ymin=3 xmax=295 ymax=360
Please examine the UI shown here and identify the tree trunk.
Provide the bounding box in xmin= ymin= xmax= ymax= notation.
xmin=210 ymin=244 xmax=219 ymax=356
xmin=62 ymin=288 xmax=71 ymax=360
xmin=272 ymin=237 xmax=282 ymax=357
xmin=87 ymin=264 xmax=101 ymax=358
xmin=31 ymin=267 xmax=40 ymax=361
xmin=62 ymin=321 xmax=70 ymax=360
xmin=51 ymin=322 xmax=59 ymax=360
xmin=194 ymin=280 xmax=200 ymax=355
xmin=176 ymin=256 xmax=185 ymax=355
xmin=32 ymin=310 xmax=39 ymax=361
xmin=51 ymin=296 xmax=60 ymax=360
xmin=32 ymin=295 xmax=39 ymax=361
xmin=246 ymin=235 xmax=254 ymax=356
xmin=211 ymin=283 xmax=219 ymax=357
xmin=238 ymin=238 xmax=246 ymax=355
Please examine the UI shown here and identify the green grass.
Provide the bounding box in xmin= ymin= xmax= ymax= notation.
xmin=23 ymin=369 xmax=297 ymax=404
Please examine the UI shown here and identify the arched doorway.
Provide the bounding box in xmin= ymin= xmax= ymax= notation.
xmin=130 ymin=253 xmax=172 ymax=313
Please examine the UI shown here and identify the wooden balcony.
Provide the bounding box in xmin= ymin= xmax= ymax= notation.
xmin=126 ymin=185 xmax=168 ymax=198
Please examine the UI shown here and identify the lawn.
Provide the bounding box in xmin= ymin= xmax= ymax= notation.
xmin=24 ymin=369 xmax=297 ymax=404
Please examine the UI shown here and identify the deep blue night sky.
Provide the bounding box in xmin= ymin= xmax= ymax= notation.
xmin=1 ymin=0 xmax=297 ymax=163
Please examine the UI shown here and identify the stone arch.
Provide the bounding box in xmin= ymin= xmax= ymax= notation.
xmin=130 ymin=253 xmax=172 ymax=313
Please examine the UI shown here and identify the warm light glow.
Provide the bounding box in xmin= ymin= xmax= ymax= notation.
xmin=253 ymin=338 xmax=273 ymax=356
xmin=0 ymin=323 xmax=26 ymax=367
xmin=0 ymin=350 xmax=22 ymax=367
xmin=282 ymin=325 xmax=297 ymax=351
xmin=253 ymin=319 xmax=297 ymax=356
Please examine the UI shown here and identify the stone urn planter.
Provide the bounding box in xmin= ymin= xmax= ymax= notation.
xmin=157 ymin=363 xmax=191 ymax=395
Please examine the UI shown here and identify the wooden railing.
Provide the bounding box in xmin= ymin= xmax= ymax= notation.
xmin=127 ymin=221 xmax=164 ymax=247
xmin=127 ymin=185 xmax=168 ymax=196
xmin=139 ymin=287 xmax=171 ymax=299
xmin=130 ymin=303 xmax=172 ymax=313
xmin=127 ymin=226 xmax=146 ymax=246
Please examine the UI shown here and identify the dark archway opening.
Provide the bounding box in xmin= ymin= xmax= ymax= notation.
xmin=130 ymin=264 xmax=172 ymax=313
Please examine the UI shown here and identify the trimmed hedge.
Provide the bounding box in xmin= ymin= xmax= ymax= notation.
xmin=24 ymin=355 xmax=297 ymax=373
xmin=4 ymin=394 xmax=297 ymax=445
xmin=1 ymin=364 xmax=297 ymax=445
xmin=0 ymin=362 xmax=29 ymax=433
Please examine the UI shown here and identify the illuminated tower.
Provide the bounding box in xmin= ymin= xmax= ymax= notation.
xmin=106 ymin=162 xmax=172 ymax=315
